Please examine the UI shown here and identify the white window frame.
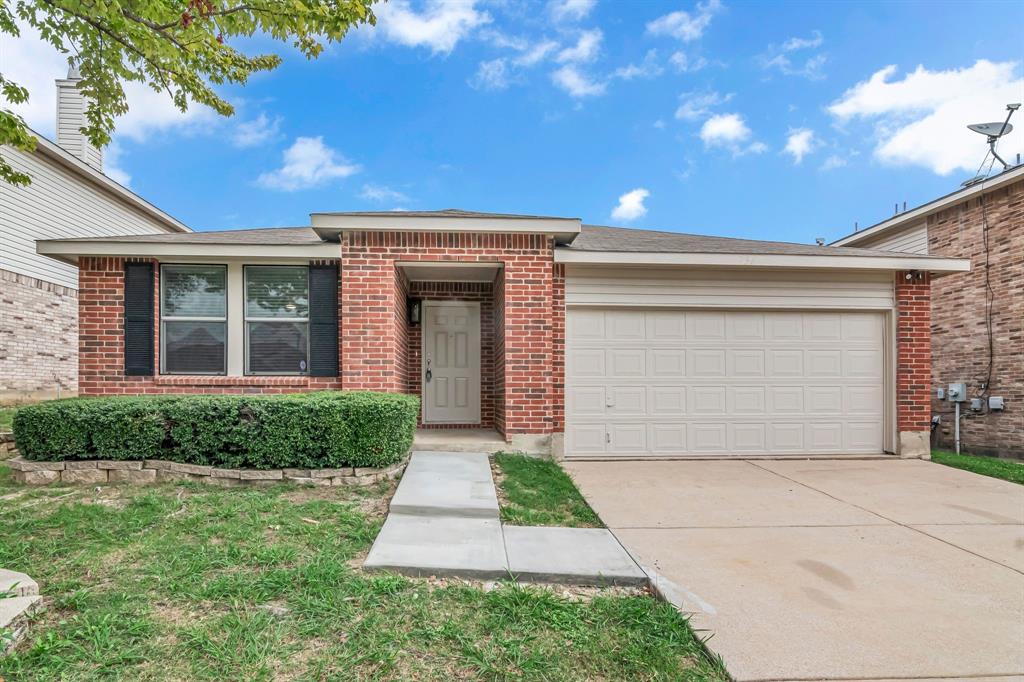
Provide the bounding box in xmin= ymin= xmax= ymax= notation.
xmin=159 ymin=263 xmax=228 ymax=375
xmin=243 ymin=264 xmax=311 ymax=376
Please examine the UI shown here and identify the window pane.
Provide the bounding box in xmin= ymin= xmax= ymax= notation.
xmin=246 ymin=266 xmax=308 ymax=318
xmin=248 ymin=322 xmax=308 ymax=374
xmin=164 ymin=321 xmax=225 ymax=374
xmin=162 ymin=265 xmax=226 ymax=317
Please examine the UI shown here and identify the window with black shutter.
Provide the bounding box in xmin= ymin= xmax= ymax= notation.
xmin=160 ymin=264 xmax=227 ymax=374
xmin=124 ymin=262 xmax=154 ymax=375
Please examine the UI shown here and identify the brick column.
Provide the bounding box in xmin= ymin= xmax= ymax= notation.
xmin=340 ymin=234 xmax=401 ymax=392
xmin=895 ymin=271 xmax=932 ymax=458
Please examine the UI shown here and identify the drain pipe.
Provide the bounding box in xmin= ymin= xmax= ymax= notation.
xmin=954 ymin=402 xmax=961 ymax=454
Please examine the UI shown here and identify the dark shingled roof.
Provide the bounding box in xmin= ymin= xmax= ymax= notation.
xmin=312 ymin=208 xmax=579 ymax=220
xmin=568 ymin=224 xmax=944 ymax=258
xmin=46 ymin=226 xmax=323 ymax=245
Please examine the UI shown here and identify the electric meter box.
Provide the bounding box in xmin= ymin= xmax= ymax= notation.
xmin=947 ymin=383 xmax=967 ymax=402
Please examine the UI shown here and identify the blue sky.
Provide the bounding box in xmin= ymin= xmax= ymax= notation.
xmin=9 ymin=0 xmax=1024 ymax=243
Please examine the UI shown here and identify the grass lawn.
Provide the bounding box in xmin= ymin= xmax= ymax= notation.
xmin=932 ymin=450 xmax=1024 ymax=485
xmin=493 ymin=453 xmax=603 ymax=528
xmin=0 ymin=463 xmax=724 ymax=681
xmin=0 ymin=406 xmax=17 ymax=431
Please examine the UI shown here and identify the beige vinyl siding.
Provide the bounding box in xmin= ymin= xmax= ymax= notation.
xmin=56 ymin=85 xmax=102 ymax=170
xmin=0 ymin=145 xmax=173 ymax=289
xmin=565 ymin=266 xmax=895 ymax=310
xmin=846 ymin=221 xmax=928 ymax=254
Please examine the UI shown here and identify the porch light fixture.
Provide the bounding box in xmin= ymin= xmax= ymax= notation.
xmin=408 ymin=298 xmax=422 ymax=326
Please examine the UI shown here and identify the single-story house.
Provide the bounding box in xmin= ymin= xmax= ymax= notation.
xmin=833 ymin=164 xmax=1023 ymax=457
xmin=37 ymin=210 xmax=970 ymax=459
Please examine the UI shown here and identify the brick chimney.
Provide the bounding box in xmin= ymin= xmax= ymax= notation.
xmin=55 ymin=66 xmax=103 ymax=171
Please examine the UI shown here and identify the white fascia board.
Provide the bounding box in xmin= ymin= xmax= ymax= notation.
xmin=33 ymin=134 xmax=191 ymax=233
xmin=36 ymin=240 xmax=339 ymax=265
xmin=831 ymin=165 xmax=1024 ymax=247
xmin=554 ymin=249 xmax=972 ymax=273
xmin=310 ymin=213 xmax=581 ymax=243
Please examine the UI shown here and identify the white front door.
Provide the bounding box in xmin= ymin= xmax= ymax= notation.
xmin=423 ymin=301 xmax=481 ymax=424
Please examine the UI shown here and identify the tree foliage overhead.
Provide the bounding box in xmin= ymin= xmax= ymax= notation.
xmin=0 ymin=0 xmax=376 ymax=185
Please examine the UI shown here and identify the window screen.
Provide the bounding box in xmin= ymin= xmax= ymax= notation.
xmin=160 ymin=265 xmax=227 ymax=374
xmin=245 ymin=266 xmax=309 ymax=374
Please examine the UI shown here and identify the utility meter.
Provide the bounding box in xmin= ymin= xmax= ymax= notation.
xmin=947 ymin=383 xmax=967 ymax=402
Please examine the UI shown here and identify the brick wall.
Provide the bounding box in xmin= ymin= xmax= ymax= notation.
xmin=341 ymin=231 xmax=556 ymax=437
xmin=407 ymin=281 xmax=496 ymax=428
xmin=0 ymin=268 xmax=78 ymax=400
xmin=928 ymin=178 xmax=1023 ymax=456
xmin=78 ymin=257 xmax=342 ymax=395
xmin=895 ymin=271 xmax=932 ymax=435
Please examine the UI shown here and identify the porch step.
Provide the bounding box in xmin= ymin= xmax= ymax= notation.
xmin=389 ymin=451 xmax=499 ymax=519
xmin=412 ymin=429 xmax=509 ymax=454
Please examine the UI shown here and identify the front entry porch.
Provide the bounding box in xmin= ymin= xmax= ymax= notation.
xmin=412 ymin=427 xmax=509 ymax=454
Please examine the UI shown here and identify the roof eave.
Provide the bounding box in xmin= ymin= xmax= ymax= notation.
xmin=32 ymin=134 xmax=191 ymax=234
xmin=36 ymin=239 xmax=339 ymax=265
xmin=831 ymin=164 xmax=1024 ymax=247
xmin=554 ymin=248 xmax=971 ymax=274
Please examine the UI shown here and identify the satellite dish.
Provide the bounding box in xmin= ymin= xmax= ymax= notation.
xmin=962 ymin=103 xmax=1021 ymax=183
xmin=968 ymin=122 xmax=1014 ymax=139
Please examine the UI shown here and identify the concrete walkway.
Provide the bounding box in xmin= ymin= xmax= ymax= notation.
xmin=364 ymin=452 xmax=646 ymax=585
xmin=566 ymin=458 xmax=1024 ymax=682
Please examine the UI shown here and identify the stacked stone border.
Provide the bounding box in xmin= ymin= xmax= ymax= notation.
xmin=7 ymin=456 xmax=407 ymax=487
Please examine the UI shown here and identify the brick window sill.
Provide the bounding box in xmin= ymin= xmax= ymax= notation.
xmin=153 ymin=375 xmax=314 ymax=387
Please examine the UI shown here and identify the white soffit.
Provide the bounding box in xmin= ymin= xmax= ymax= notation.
xmin=554 ymin=249 xmax=971 ymax=274
xmin=36 ymin=239 xmax=339 ymax=265
xmin=398 ymin=262 xmax=501 ymax=283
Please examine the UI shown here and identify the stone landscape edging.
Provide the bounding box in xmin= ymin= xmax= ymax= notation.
xmin=5 ymin=455 xmax=407 ymax=487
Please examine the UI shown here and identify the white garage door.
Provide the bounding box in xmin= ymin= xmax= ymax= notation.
xmin=565 ymin=309 xmax=886 ymax=458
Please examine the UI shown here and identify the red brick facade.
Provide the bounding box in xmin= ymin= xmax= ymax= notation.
xmin=75 ymin=232 xmax=949 ymax=456
xmin=895 ymin=271 xmax=932 ymax=434
xmin=928 ymin=178 xmax=1023 ymax=456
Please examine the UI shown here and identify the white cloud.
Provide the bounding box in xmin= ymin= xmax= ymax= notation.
xmin=784 ymin=127 xmax=816 ymax=164
xmin=515 ymin=40 xmax=559 ymax=67
xmin=104 ymin=140 xmax=131 ymax=186
xmin=232 ymin=113 xmax=282 ymax=148
xmin=359 ymin=183 xmax=410 ymax=203
xmin=781 ymin=30 xmax=823 ymax=52
xmin=828 ymin=60 xmax=1024 ymax=176
xmin=611 ymin=188 xmax=649 ymax=222
xmin=470 ymin=58 xmax=513 ymax=90
xmin=675 ymin=90 xmax=732 ymax=121
xmin=551 ymin=65 xmax=606 ymax=97
xmin=820 ymin=154 xmax=848 ymax=171
xmin=669 ymin=51 xmax=708 ymax=73
xmin=549 ymin=0 xmax=596 ymax=22
xmin=646 ymin=0 xmax=721 ymax=43
xmin=2 ymin=19 xmax=215 ymax=146
xmin=700 ymin=113 xmax=766 ymax=156
xmin=256 ymin=137 xmax=360 ymax=191
xmin=556 ymin=29 xmax=603 ymax=63
xmin=759 ymin=30 xmax=826 ymax=80
xmin=373 ymin=0 xmax=491 ymax=54
xmin=613 ymin=49 xmax=663 ymax=81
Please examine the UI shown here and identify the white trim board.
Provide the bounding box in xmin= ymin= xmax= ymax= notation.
xmin=36 ymin=240 xmax=339 ymax=265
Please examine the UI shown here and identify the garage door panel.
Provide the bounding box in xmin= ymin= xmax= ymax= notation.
xmin=566 ymin=309 xmax=885 ymax=458
xmin=690 ymin=349 xmax=726 ymax=376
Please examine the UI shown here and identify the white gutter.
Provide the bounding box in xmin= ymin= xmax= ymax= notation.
xmin=554 ymin=249 xmax=971 ymax=273
xmin=831 ymin=164 xmax=1024 ymax=247
xmin=33 ymin=133 xmax=191 ymax=233
xmin=37 ymin=239 xmax=339 ymax=265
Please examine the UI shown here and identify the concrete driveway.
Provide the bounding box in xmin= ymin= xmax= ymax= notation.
xmin=564 ymin=458 xmax=1024 ymax=682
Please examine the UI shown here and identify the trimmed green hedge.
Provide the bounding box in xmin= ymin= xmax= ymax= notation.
xmin=13 ymin=392 xmax=419 ymax=469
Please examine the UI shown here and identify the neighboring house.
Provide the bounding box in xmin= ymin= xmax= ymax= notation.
xmin=37 ymin=210 xmax=969 ymax=460
xmin=0 ymin=69 xmax=189 ymax=401
xmin=833 ymin=165 xmax=1023 ymax=457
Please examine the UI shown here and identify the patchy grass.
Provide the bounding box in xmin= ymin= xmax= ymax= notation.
xmin=0 ymin=462 xmax=725 ymax=681
xmin=0 ymin=406 xmax=17 ymax=432
xmin=932 ymin=450 xmax=1024 ymax=485
xmin=493 ymin=453 xmax=603 ymax=528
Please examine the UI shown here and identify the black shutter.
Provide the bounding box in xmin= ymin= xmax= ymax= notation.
xmin=124 ymin=262 xmax=154 ymax=375
xmin=308 ymin=263 xmax=339 ymax=377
